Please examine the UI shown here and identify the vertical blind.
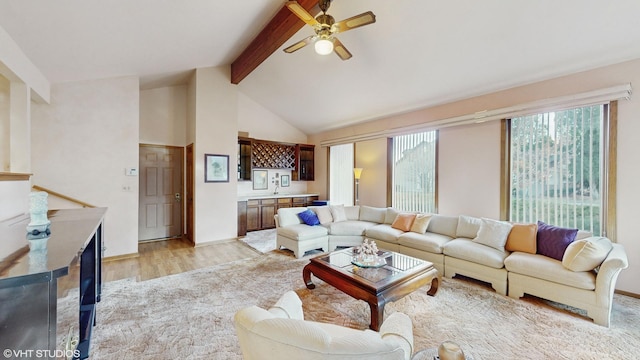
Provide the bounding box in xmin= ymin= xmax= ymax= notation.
xmin=329 ymin=143 xmax=354 ymax=206
xmin=509 ymin=104 xmax=604 ymax=234
xmin=392 ymin=131 xmax=437 ymax=213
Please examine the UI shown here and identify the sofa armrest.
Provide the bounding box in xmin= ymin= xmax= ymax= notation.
xmin=379 ymin=312 xmax=414 ymax=359
xmin=268 ymin=290 xmax=304 ymax=320
xmin=596 ymin=243 xmax=629 ymax=297
xmin=274 ymin=214 xmax=280 ymax=228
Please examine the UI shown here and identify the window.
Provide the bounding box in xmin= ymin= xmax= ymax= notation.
xmin=329 ymin=143 xmax=354 ymax=205
xmin=391 ymin=131 xmax=437 ymax=213
xmin=507 ymin=103 xmax=613 ymax=236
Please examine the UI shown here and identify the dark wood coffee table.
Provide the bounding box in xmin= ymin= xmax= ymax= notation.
xmin=303 ymin=247 xmax=439 ymax=331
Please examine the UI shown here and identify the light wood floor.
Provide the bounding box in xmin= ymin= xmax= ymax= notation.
xmin=59 ymin=238 xmax=260 ymax=296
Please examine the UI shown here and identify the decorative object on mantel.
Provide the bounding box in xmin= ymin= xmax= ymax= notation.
xmin=27 ymin=191 xmax=50 ymax=234
xmin=352 ymin=238 xmax=386 ymax=267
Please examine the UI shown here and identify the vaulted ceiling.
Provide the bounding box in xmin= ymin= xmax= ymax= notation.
xmin=2 ymin=0 xmax=640 ymax=134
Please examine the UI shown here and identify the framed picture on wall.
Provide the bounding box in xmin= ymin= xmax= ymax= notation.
xmin=253 ymin=170 xmax=268 ymax=190
xmin=205 ymin=154 xmax=229 ymax=183
xmin=281 ymin=175 xmax=290 ymax=187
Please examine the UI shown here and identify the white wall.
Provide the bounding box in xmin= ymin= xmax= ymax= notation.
xmin=31 ymin=76 xmax=140 ymax=257
xmin=140 ymin=85 xmax=187 ymax=146
xmin=192 ymin=66 xmax=238 ymax=244
xmin=310 ymin=58 xmax=640 ymax=295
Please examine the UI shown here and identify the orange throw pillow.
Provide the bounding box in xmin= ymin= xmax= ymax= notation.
xmin=505 ymin=223 xmax=537 ymax=253
xmin=391 ymin=213 xmax=416 ymax=232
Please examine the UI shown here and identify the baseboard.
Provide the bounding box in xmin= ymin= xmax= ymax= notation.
xmin=104 ymin=252 xmax=139 ymax=262
xmin=615 ymin=289 xmax=640 ymax=299
xmin=194 ymin=237 xmax=237 ymax=247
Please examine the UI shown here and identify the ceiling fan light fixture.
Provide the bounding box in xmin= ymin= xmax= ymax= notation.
xmin=315 ymin=38 xmax=334 ymax=55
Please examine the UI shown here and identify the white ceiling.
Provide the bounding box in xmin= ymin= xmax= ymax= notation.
xmin=2 ymin=0 xmax=640 ymax=134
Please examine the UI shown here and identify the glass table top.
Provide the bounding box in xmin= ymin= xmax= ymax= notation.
xmin=316 ymin=247 xmax=429 ymax=283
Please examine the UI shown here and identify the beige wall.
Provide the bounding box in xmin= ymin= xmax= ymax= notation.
xmin=309 ymin=58 xmax=640 ymax=294
xmin=191 ymin=66 xmax=238 ymax=245
xmin=438 ymin=121 xmax=501 ymax=218
xmin=140 ymin=85 xmax=187 ymax=146
xmin=237 ymin=91 xmax=309 ymax=197
xmin=355 ymin=138 xmax=388 ymax=208
xmin=0 ymin=74 xmax=8 ymax=170
xmin=31 ymin=76 xmax=140 ymax=257
xmin=237 ymin=92 xmax=307 ymax=144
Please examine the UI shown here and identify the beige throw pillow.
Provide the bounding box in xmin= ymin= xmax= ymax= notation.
xmin=456 ymin=215 xmax=482 ymax=238
xmin=391 ymin=213 xmax=416 ymax=232
xmin=329 ymin=204 xmax=347 ymax=222
xmin=473 ymin=218 xmax=513 ymax=251
xmin=410 ymin=213 xmax=432 ymax=234
xmin=505 ymin=223 xmax=537 ymax=254
xmin=312 ymin=206 xmax=333 ymax=225
xmin=562 ymin=237 xmax=613 ymax=272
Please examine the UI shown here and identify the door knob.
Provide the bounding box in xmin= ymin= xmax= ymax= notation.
xmin=175 ymin=193 xmax=181 ymax=202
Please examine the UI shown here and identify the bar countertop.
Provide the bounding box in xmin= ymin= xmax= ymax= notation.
xmin=237 ymin=193 xmax=319 ymax=201
xmin=0 ymin=207 xmax=107 ymax=286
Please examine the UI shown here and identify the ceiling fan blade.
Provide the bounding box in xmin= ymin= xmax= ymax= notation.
xmin=333 ymin=38 xmax=352 ymax=60
xmin=285 ymin=1 xmax=319 ymax=27
xmin=283 ymin=36 xmax=316 ymax=53
xmin=333 ymin=11 xmax=376 ymax=33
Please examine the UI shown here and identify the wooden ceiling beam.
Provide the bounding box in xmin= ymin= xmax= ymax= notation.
xmin=230 ymin=0 xmax=320 ymax=84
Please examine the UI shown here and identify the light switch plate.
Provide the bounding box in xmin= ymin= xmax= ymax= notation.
xmin=125 ymin=168 xmax=138 ymax=176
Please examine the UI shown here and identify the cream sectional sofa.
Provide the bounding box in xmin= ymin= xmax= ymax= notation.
xmin=274 ymin=205 xmax=629 ymax=327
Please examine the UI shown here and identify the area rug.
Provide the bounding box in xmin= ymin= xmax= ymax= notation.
xmin=57 ymin=250 xmax=640 ymax=359
xmin=239 ymin=228 xmax=276 ymax=253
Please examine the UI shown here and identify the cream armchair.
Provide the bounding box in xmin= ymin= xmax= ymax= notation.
xmin=234 ymin=291 xmax=414 ymax=360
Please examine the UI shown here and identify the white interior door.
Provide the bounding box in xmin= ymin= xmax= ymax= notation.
xmin=139 ymin=145 xmax=183 ymax=241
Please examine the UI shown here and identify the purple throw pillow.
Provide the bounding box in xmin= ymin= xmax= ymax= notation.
xmin=298 ymin=209 xmax=320 ymax=226
xmin=536 ymin=221 xmax=578 ymax=261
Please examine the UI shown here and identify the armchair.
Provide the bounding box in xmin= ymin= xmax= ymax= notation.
xmin=234 ymin=291 xmax=414 ymax=359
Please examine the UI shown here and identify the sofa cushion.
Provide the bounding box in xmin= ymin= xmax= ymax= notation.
xmin=537 ymin=221 xmax=578 ymax=261
xmin=365 ymin=224 xmax=405 ymax=244
xmin=427 ymin=215 xmax=459 ymax=238
xmin=398 ymin=231 xmax=452 ymax=254
xmin=277 ymin=223 xmax=328 ymax=241
xmin=443 ymin=239 xmax=508 ymax=269
xmin=391 ymin=213 xmax=416 ymax=232
xmin=456 ymin=215 xmax=482 ymax=238
xmin=298 ymin=209 xmax=320 ymax=226
xmin=310 ymin=206 xmax=333 ymax=225
xmin=326 ymin=220 xmax=378 ymax=236
xmin=473 ymin=218 xmax=513 ymax=251
xmin=505 ymin=223 xmax=537 ymax=254
xmin=505 ymin=252 xmax=596 ymax=290
xmin=277 ymin=207 xmax=307 ymax=227
xmin=330 ymin=205 xmax=348 ymax=222
xmin=410 ymin=213 xmax=432 ymax=234
xmin=562 ymin=237 xmax=613 ymax=272
xmin=344 ymin=206 xmax=360 ymax=221
xmin=359 ymin=206 xmax=386 ymax=223
xmin=384 ymin=208 xmax=400 ymax=224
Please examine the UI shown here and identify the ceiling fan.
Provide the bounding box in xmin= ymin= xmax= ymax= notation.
xmin=283 ymin=0 xmax=376 ymax=60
